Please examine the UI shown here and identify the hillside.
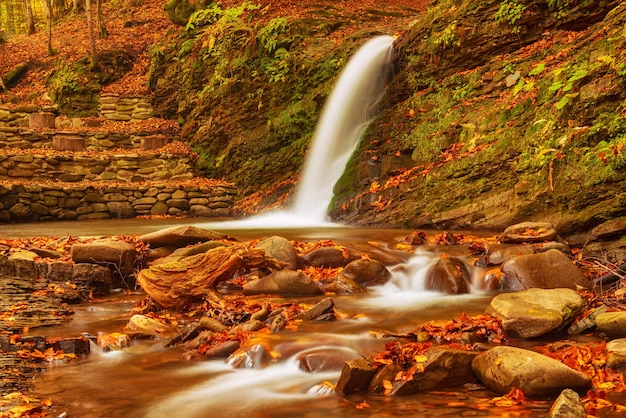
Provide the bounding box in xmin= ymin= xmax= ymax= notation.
xmin=2 ymin=0 xmax=625 ymax=249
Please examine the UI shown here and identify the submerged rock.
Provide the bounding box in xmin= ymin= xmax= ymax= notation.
xmin=471 ymin=346 xmax=591 ymax=398
xmin=486 ymin=288 xmax=586 ymax=338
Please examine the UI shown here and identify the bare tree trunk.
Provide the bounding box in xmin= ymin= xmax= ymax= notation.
xmin=24 ymin=0 xmax=36 ymax=34
xmin=40 ymin=0 xmax=55 ymax=55
xmin=96 ymin=0 xmax=107 ymax=37
xmin=85 ymin=0 xmax=97 ymax=69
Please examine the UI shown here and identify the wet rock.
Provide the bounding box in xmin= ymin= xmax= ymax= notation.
xmin=292 ymin=298 xmax=337 ymax=321
xmin=203 ymin=340 xmax=241 ymax=359
xmin=483 ymin=244 xmax=535 ymax=265
xmin=229 ymin=319 xmax=266 ymax=334
xmin=71 ymin=239 xmax=137 ymax=275
xmin=199 ymin=316 xmax=227 ymax=333
xmin=397 ymin=231 xmax=428 ymax=245
xmin=596 ymin=312 xmax=626 ymax=338
xmin=125 ymin=314 xmax=176 ymax=336
xmin=50 ymin=337 xmax=91 ymax=355
xmin=227 ymin=343 xmax=273 ymax=369
xmin=72 ymin=263 xmax=113 ymax=296
xmin=471 ymin=346 xmax=592 ymax=398
xmin=567 ymin=305 xmax=608 ymax=335
xmin=369 ymin=364 xmax=403 ymax=394
xmin=549 ymin=389 xmax=586 ymax=418
xmin=255 ymin=236 xmax=298 ymax=270
xmin=138 ymin=225 xmax=231 ymax=248
xmin=296 ymin=346 xmax=361 ymax=373
xmin=486 ymin=288 xmax=586 ymax=339
xmin=500 ymin=222 xmax=557 ymax=243
xmin=335 ymin=358 xmax=377 ymax=395
xmin=302 ymin=246 xmax=360 ymax=268
xmin=606 ymin=338 xmax=626 ymax=369
xmin=425 ymin=257 xmax=470 ymax=294
xmin=388 ymin=348 xmax=478 ymax=395
xmin=242 ymin=269 xmax=323 ymax=296
xmin=501 ymin=249 xmax=590 ymax=291
xmin=340 ymin=258 xmax=391 ymax=287
xmin=97 ymin=333 xmax=133 ymax=352
xmin=319 ymin=274 xmax=365 ymax=294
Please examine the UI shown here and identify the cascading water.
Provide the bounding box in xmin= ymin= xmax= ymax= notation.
xmin=291 ymin=35 xmax=397 ymax=222
xmin=200 ymin=35 xmax=396 ymax=229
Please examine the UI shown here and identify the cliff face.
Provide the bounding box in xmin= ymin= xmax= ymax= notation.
xmin=151 ymin=0 xmax=626 ymax=238
xmin=330 ymin=0 xmax=626 ymax=238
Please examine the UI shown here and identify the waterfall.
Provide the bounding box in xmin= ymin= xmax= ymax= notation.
xmin=199 ymin=35 xmax=396 ymax=229
xmin=292 ymin=35 xmax=396 ymax=222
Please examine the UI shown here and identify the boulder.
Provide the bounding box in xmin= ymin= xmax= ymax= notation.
xmin=319 ymin=274 xmax=365 ymax=294
xmin=501 ymin=249 xmax=590 ymax=290
xmin=339 ymin=258 xmax=391 ymax=287
xmin=72 ymin=263 xmax=113 ymax=296
xmin=387 ymin=348 xmax=479 ymax=396
xmin=71 ymin=239 xmax=137 ymax=275
xmin=471 ymin=346 xmax=592 ymax=398
xmin=255 ymin=236 xmax=298 ymax=270
xmin=486 ymin=288 xmax=586 ymax=338
xmin=500 ymin=222 xmax=557 ymax=243
xmin=425 ymin=256 xmax=471 ymax=294
xmin=549 ymin=389 xmax=586 ymax=418
xmin=242 ymin=270 xmax=322 ymax=296
xmin=596 ymin=312 xmax=626 ymax=338
xmin=296 ymin=346 xmax=361 ymax=373
xmin=335 ymin=358 xmax=377 ymax=395
xmin=138 ymin=225 xmax=231 ymax=248
xmin=606 ymin=338 xmax=626 ymax=369
xmin=302 ymin=246 xmax=360 ymax=268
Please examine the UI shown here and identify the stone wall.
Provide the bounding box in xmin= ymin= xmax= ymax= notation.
xmin=99 ymin=93 xmax=153 ymax=121
xmin=0 ymin=127 xmax=170 ymax=151
xmin=0 ymin=182 xmax=237 ymax=222
xmin=0 ymin=151 xmax=196 ymax=183
xmin=0 ymin=105 xmax=53 ymax=127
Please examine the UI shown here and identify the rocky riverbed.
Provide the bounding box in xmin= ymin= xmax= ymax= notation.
xmin=1 ymin=220 xmax=626 ymax=417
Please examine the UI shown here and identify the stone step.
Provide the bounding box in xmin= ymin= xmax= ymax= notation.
xmin=0 ymin=179 xmax=238 ymax=222
xmin=0 ymin=144 xmax=198 ymax=183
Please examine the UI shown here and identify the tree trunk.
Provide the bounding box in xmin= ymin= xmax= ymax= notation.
xmin=85 ymin=0 xmax=97 ymax=69
xmin=40 ymin=0 xmax=55 ymax=55
xmin=24 ymin=0 xmax=35 ymax=34
xmin=1 ymin=63 xmax=28 ymax=89
xmin=96 ymin=0 xmax=107 ymax=37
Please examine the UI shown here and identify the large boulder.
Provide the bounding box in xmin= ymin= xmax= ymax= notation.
xmin=425 ymin=257 xmax=471 ymax=294
xmin=71 ymin=239 xmax=137 ymax=275
xmin=471 ymin=346 xmax=592 ymax=398
xmin=500 ymin=249 xmax=590 ymax=290
xmin=486 ymin=288 xmax=586 ymax=339
xmin=242 ymin=270 xmax=322 ymax=296
xmin=255 ymin=236 xmax=298 ymax=270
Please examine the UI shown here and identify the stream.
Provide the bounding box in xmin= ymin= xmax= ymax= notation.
xmin=2 ymin=218 xmax=553 ymax=417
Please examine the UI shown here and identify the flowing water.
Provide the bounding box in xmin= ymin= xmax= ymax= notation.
xmin=5 ymin=37 xmax=552 ymax=416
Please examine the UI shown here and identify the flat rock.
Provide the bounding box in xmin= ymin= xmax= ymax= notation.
xmin=138 ymin=225 xmax=231 ymax=248
xmin=500 ymin=222 xmax=557 ymax=243
xmin=485 ymin=288 xmax=586 ymax=339
xmin=71 ymin=239 xmax=137 ymax=275
xmin=471 ymin=346 xmax=592 ymax=398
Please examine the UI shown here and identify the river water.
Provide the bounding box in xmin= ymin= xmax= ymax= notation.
xmin=1 ymin=217 xmax=555 ymax=417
